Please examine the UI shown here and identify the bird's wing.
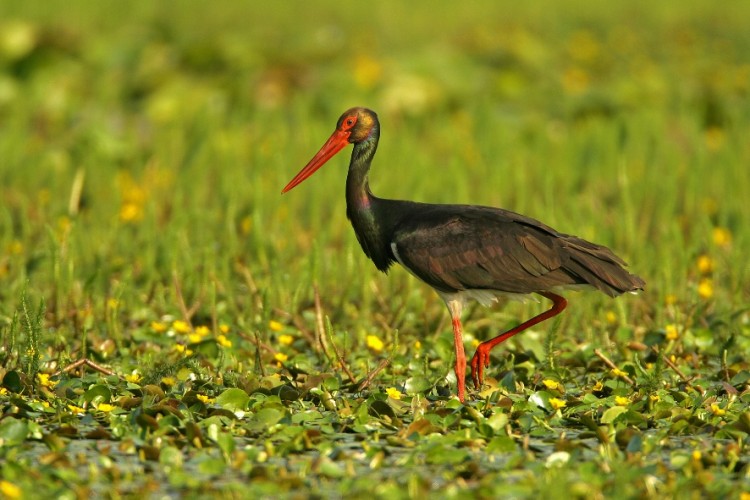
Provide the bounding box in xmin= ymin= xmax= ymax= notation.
xmin=390 ymin=208 xmax=580 ymax=294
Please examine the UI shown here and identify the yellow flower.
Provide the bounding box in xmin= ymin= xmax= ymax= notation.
xmin=68 ymin=404 xmax=86 ymax=415
xmin=151 ymin=321 xmax=168 ymax=333
xmin=119 ymin=202 xmax=144 ymax=223
xmin=615 ymin=396 xmax=630 ymax=406
xmin=195 ymin=325 xmax=211 ymax=337
xmin=665 ymin=324 xmax=679 ymax=341
xmin=57 ymin=215 xmax=71 ymax=234
xmin=96 ymin=403 xmax=116 ymax=413
xmin=8 ymin=240 xmax=23 ymax=255
xmin=37 ymin=373 xmax=57 ymax=389
xmin=549 ymin=398 xmax=567 ymax=410
xmin=117 ymin=172 xmax=147 ymax=223
xmin=366 ymin=335 xmax=384 ymax=352
xmin=386 ymin=387 xmax=402 ymax=400
xmin=274 ymin=352 xmax=288 ymax=363
xmin=172 ymin=320 xmax=191 ymax=334
xmin=697 ymin=279 xmax=713 ymax=300
xmin=696 ymin=255 xmax=713 ymax=275
xmin=216 ymin=334 xmax=232 ymax=347
xmin=561 ymin=66 xmax=590 ymax=95
xmin=665 ymin=294 xmax=677 ymax=306
xmin=414 ymin=340 xmax=422 ymax=350
xmin=611 ymin=368 xmax=627 ymax=378
xmin=692 ymin=450 xmax=702 ymax=461
xmin=353 ymin=54 xmax=383 ymax=89
xmin=649 ymin=393 xmax=660 ymax=403
xmin=278 ymin=334 xmax=294 ymax=346
xmin=0 ymin=387 xmax=8 ymax=396
xmin=543 ymin=379 xmax=561 ymax=391
xmin=269 ymin=320 xmax=284 ymax=332
xmin=710 ymin=403 xmax=726 ymax=416
xmin=161 ymin=376 xmax=177 ymax=386
xmin=173 ymin=344 xmax=193 ymax=356
xmin=0 ymin=480 xmax=21 ymax=500
xmin=107 ymin=298 xmax=119 ymax=310
xmin=219 ymin=324 xmax=230 ymax=334
xmin=712 ymin=227 xmax=732 ymax=247
xmin=125 ymin=372 xmax=142 ymax=384
xmin=188 ymin=333 xmax=204 ymax=344
xmin=605 ymin=311 xmax=618 ymax=325
xmin=471 ymin=339 xmax=480 ymax=348
xmin=592 ymin=381 xmax=604 ymax=392
xmin=197 ymin=394 xmax=215 ymax=404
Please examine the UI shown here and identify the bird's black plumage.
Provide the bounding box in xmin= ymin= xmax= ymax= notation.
xmin=381 ymin=201 xmax=643 ymax=297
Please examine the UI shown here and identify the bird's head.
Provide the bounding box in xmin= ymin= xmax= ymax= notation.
xmin=282 ymin=107 xmax=378 ymax=193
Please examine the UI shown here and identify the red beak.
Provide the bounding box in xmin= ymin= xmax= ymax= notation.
xmin=282 ymin=129 xmax=351 ymax=194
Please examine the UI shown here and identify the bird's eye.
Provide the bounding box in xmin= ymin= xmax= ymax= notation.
xmin=343 ymin=116 xmax=357 ymax=128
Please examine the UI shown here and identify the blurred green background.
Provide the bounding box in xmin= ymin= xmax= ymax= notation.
xmin=2 ymin=0 xmax=748 ymax=324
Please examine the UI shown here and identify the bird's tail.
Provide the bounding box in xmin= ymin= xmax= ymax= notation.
xmin=562 ymin=238 xmax=645 ymax=297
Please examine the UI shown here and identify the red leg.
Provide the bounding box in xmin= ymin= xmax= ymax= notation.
xmin=451 ymin=316 xmax=467 ymax=403
xmin=470 ymin=292 xmax=567 ymax=389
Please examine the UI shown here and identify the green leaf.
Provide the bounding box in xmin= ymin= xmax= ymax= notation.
xmin=216 ymin=388 xmax=249 ymax=412
xmin=254 ymin=408 xmax=284 ymax=426
xmin=323 ymin=377 xmax=340 ymax=391
xmin=487 ymin=412 xmax=509 ymax=432
xmin=486 ymin=435 xmax=517 ymax=453
xmin=2 ymin=370 xmax=22 ymax=393
xmin=197 ymin=456 xmax=226 ymax=476
xmin=216 ymin=431 xmax=236 ymax=458
xmin=601 ymin=406 xmax=629 ymax=424
xmin=0 ymin=418 xmax=29 ymax=446
xmin=404 ymin=376 xmax=432 ymax=394
xmin=159 ymin=446 xmax=183 ymax=470
xmin=193 ymin=339 xmax=219 ymax=357
xmin=84 ymin=384 xmax=112 ymax=404
xmin=529 ymin=391 xmax=551 ymax=410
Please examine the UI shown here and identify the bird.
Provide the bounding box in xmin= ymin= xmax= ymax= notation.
xmin=282 ymin=107 xmax=644 ymax=402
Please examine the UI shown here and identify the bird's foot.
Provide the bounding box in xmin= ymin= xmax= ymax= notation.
xmin=470 ymin=344 xmax=491 ymax=390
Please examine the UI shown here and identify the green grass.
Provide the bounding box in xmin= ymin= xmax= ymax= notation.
xmin=1 ymin=1 xmax=750 ymax=498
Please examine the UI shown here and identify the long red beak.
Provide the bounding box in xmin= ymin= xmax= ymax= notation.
xmin=281 ymin=129 xmax=351 ymax=193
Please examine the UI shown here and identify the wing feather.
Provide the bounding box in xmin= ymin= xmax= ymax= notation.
xmin=388 ymin=205 xmax=643 ymax=297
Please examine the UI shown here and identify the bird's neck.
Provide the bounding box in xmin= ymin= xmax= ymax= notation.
xmin=345 ymin=136 xmax=394 ymax=272
xmin=345 ymin=137 xmax=378 ymax=213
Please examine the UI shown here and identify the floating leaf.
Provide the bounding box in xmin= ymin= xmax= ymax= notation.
xmin=216 ymin=388 xmax=249 ymax=412
xmin=404 ymin=376 xmax=432 ymax=394
xmin=2 ymin=370 xmax=23 ymax=393
xmin=601 ymin=406 xmax=629 ymax=424
xmin=197 ymin=456 xmax=226 ymax=476
xmin=84 ymin=384 xmax=112 ymax=404
xmin=486 ymin=435 xmax=517 ymax=453
xmin=159 ymin=446 xmax=183 ymax=471
xmin=254 ymin=408 xmax=284 ymax=426
xmin=0 ymin=419 xmax=29 ymax=446
xmin=529 ymin=391 xmax=551 ymax=411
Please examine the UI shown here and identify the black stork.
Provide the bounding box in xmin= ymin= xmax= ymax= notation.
xmin=282 ymin=107 xmax=644 ymax=402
